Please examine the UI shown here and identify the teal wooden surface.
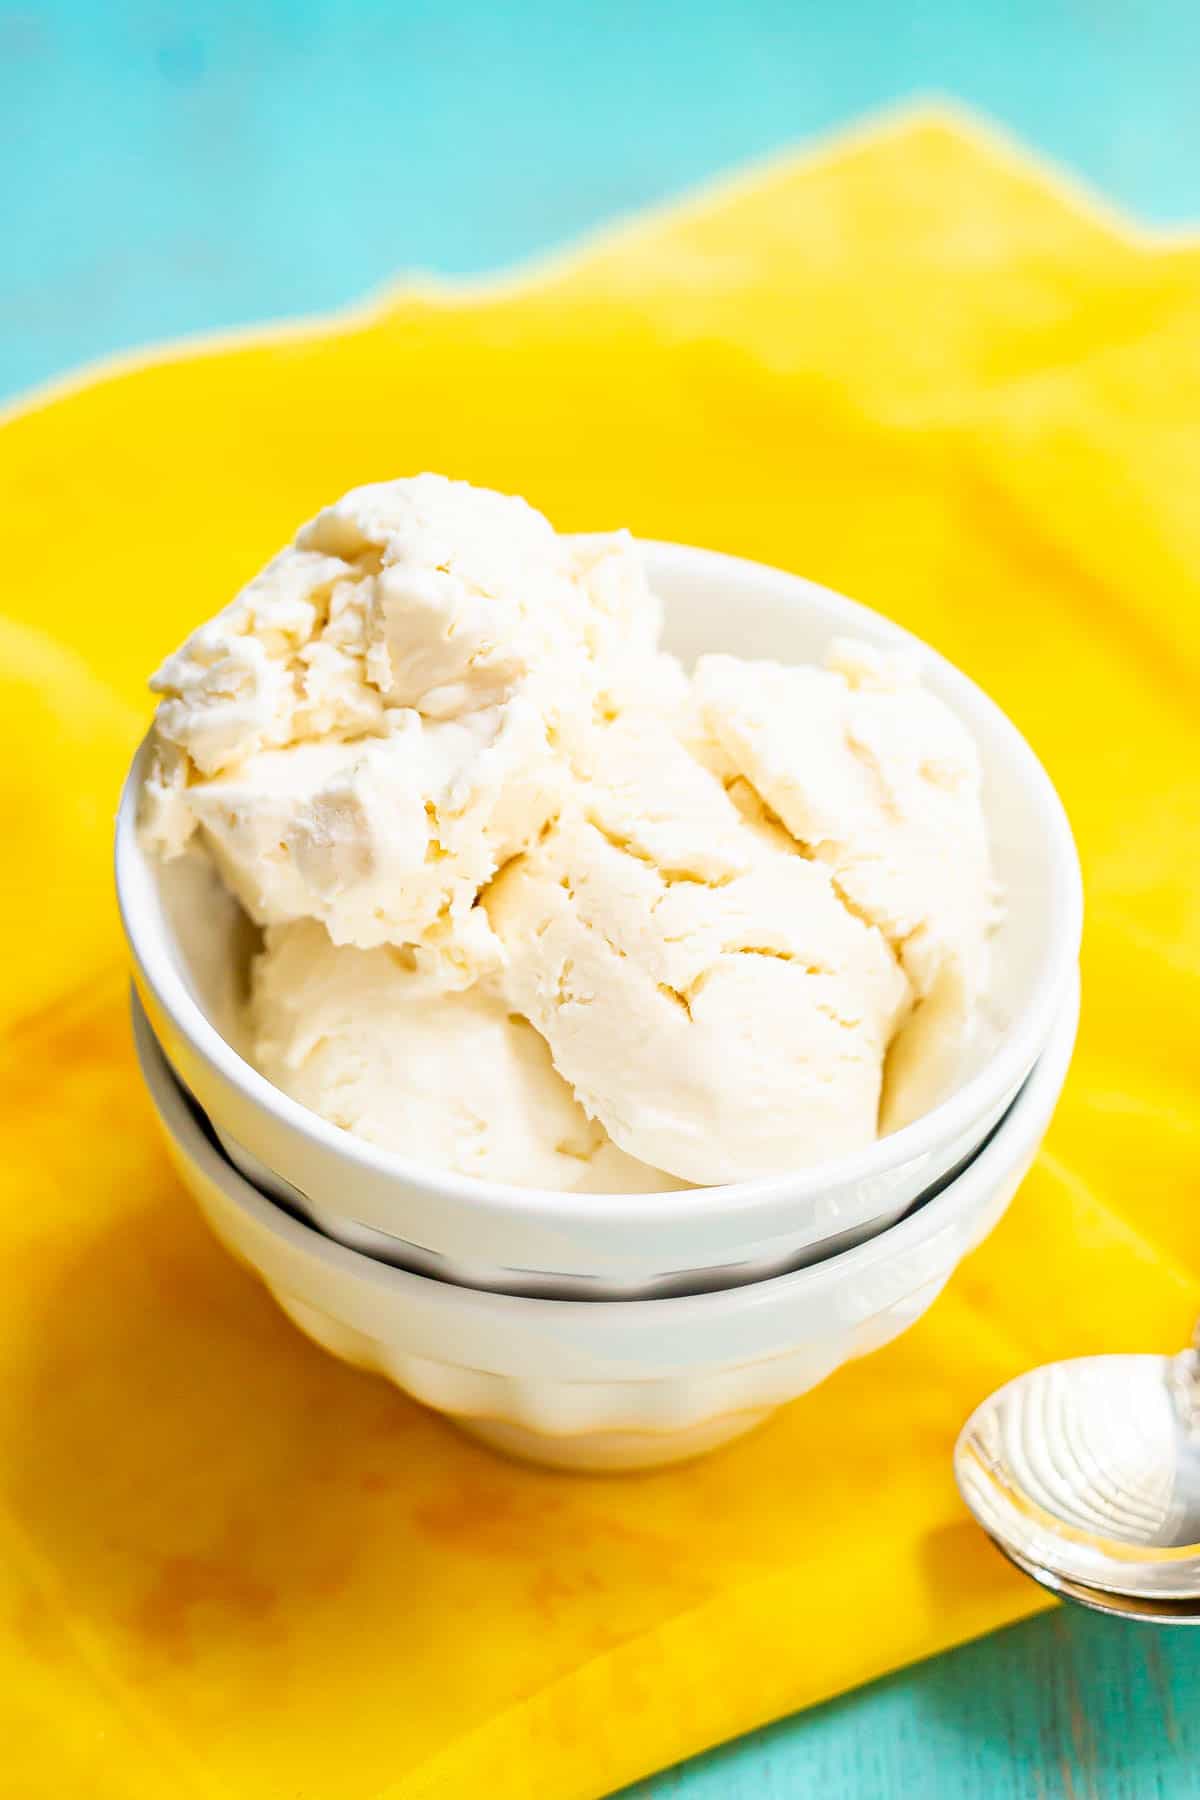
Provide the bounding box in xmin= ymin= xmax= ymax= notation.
xmin=6 ymin=3 xmax=1200 ymax=1794
xmin=625 ymin=1609 xmax=1200 ymax=1799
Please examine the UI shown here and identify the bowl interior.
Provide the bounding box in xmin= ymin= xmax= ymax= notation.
xmin=123 ymin=538 xmax=1079 ymax=1170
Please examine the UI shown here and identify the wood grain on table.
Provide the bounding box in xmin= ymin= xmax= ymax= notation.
xmin=627 ymin=1609 xmax=1200 ymax=1799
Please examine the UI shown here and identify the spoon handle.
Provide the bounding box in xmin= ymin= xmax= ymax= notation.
xmin=1168 ymin=1318 xmax=1200 ymax=1431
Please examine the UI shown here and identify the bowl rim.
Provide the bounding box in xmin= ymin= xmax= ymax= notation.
xmin=136 ymin=968 xmax=1079 ymax=1320
xmin=116 ymin=536 xmax=1083 ymax=1225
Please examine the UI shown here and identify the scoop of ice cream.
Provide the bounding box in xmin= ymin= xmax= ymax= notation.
xmin=694 ymin=640 xmax=993 ymax=998
xmin=250 ymin=919 xmax=679 ymax=1191
xmin=485 ymin=715 xmax=910 ymax=1184
xmin=144 ymin=706 xmax=554 ymax=969
xmin=693 ymin=639 xmax=997 ymax=1129
xmin=140 ymin=469 xmax=997 ymax=1189
xmin=141 ymin=475 xmax=661 ymax=950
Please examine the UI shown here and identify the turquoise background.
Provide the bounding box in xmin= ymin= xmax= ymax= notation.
xmin=6 ymin=2 xmax=1200 ymax=1794
xmin=5 ymin=0 xmax=1200 ymax=401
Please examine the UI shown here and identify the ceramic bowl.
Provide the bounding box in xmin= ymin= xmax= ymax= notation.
xmin=132 ymin=972 xmax=1078 ymax=1472
xmin=117 ymin=539 xmax=1082 ymax=1298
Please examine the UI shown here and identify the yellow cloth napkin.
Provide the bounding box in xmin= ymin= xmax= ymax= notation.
xmin=2 ymin=105 xmax=1199 ymax=1800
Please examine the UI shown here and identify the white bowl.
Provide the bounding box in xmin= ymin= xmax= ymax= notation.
xmin=117 ymin=540 xmax=1082 ymax=1298
xmin=134 ymin=974 xmax=1077 ymax=1471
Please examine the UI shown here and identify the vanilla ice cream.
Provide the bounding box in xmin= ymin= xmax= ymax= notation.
xmin=142 ymin=475 xmax=996 ymax=1191
xmin=693 ymin=640 xmax=997 ymax=1127
xmin=251 ymin=919 xmax=679 ymax=1192
xmin=142 ymin=475 xmax=661 ymax=953
xmin=485 ymin=714 xmax=911 ymax=1184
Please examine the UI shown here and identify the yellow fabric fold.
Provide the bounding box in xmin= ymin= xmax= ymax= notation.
xmin=1 ymin=107 xmax=1198 ymax=1798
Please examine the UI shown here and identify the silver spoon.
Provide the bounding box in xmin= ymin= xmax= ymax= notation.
xmin=954 ymin=1323 xmax=1200 ymax=1622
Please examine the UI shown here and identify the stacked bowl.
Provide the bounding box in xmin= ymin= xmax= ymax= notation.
xmin=117 ymin=542 xmax=1082 ymax=1470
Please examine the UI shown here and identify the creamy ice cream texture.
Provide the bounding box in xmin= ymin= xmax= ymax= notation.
xmin=486 ymin=714 xmax=910 ymax=1184
xmin=252 ymin=920 xmax=677 ymax=1193
xmin=143 ymin=474 xmax=659 ymax=969
xmin=143 ymin=475 xmax=995 ymax=1187
xmin=693 ymin=640 xmax=998 ymax=1130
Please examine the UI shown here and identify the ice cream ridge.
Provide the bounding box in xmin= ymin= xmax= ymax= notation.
xmin=143 ymin=474 xmax=996 ymax=1189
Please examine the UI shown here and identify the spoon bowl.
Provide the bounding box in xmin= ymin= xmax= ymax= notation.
xmin=956 ymin=1334 xmax=1200 ymax=1610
